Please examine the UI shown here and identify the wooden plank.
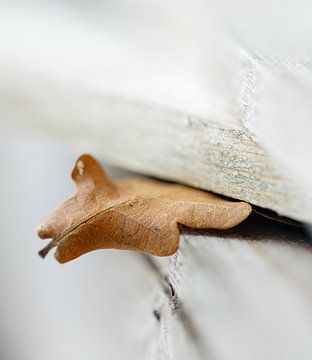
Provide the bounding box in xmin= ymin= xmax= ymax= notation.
xmin=0 ymin=80 xmax=309 ymax=222
xmin=147 ymin=214 xmax=312 ymax=359
xmin=2 ymin=119 xmax=312 ymax=359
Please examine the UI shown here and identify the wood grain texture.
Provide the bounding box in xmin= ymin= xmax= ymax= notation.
xmin=143 ymin=214 xmax=312 ymax=360
xmin=2 ymin=117 xmax=312 ymax=360
xmin=1 ymin=1 xmax=312 ymax=222
xmin=1 ymin=81 xmax=310 ymax=222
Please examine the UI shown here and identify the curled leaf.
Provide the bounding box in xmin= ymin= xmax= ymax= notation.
xmin=37 ymin=154 xmax=252 ymax=263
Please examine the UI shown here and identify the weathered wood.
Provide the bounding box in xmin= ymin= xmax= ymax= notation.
xmin=0 ymin=84 xmax=310 ymax=222
xmin=145 ymin=214 xmax=312 ymax=359
xmin=1 ymin=2 xmax=312 ymax=222
xmin=2 ymin=123 xmax=312 ymax=360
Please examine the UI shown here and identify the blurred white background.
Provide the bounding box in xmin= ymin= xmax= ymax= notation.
xmin=0 ymin=122 xmax=159 ymax=360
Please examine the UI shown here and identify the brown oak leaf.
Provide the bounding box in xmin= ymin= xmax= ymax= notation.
xmin=37 ymin=154 xmax=252 ymax=263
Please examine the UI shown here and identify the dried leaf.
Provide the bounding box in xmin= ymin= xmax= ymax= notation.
xmin=37 ymin=154 xmax=252 ymax=263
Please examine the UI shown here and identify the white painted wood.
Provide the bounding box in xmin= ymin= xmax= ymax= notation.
xmin=2 ymin=107 xmax=312 ymax=360
xmin=0 ymin=78 xmax=310 ymax=222
xmin=1 ymin=1 xmax=312 ymax=222
xmin=150 ymin=216 xmax=312 ymax=360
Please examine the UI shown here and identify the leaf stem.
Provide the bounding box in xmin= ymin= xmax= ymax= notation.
xmin=38 ymin=238 xmax=58 ymax=258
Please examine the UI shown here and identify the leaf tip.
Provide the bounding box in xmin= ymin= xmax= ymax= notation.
xmin=240 ymin=201 xmax=252 ymax=214
xmin=244 ymin=202 xmax=253 ymax=216
xmin=71 ymin=154 xmax=90 ymax=181
xmin=36 ymin=223 xmax=48 ymax=239
xmin=230 ymin=201 xmax=252 ymax=225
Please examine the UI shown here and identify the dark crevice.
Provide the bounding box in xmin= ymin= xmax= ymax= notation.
xmin=180 ymin=211 xmax=312 ymax=247
xmin=153 ymin=309 xmax=161 ymax=321
xmin=141 ymin=255 xmax=212 ymax=359
xmin=142 ymin=256 xmax=182 ymax=313
xmin=252 ymin=206 xmax=304 ymax=227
